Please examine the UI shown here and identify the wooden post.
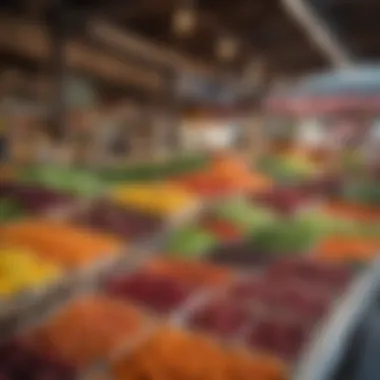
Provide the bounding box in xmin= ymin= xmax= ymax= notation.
xmin=47 ymin=0 xmax=69 ymax=140
xmin=166 ymin=68 xmax=181 ymax=154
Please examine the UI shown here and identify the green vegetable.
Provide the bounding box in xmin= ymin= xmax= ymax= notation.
xmin=0 ymin=199 xmax=24 ymax=223
xmin=250 ymin=217 xmax=323 ymax=255
xmin=343 ymin=180 xmax=380 ymax=205
xmin=165 ymin=227 xmax=217 ymax=259
xmin=256 ymin=155 xmax=314 ymax=184
xmin=214 ymin=198 xmax=277 ymax=233
xmin=299 ymin=209 xmax=380 ymax=238
xmin=98 ymin=155 xmax=209 ymax=182
xmin=18 ymin=165 xmax=106 ymax=196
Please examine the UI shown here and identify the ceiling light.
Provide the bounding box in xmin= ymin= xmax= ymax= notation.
xmin=172 ymin=7 xmax=196 ymax=36
xmin=243 ymin=59 xmax=265 ymax=85
xmin=215 ymin=36 xmax=239 ymax=61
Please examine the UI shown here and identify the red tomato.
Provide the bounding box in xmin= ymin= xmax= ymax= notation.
xmin=203 ymin=219 xmax=243 ymax=241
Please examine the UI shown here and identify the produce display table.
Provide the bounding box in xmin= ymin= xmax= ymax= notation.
xmin=0 ymin=152 xmax=380 ymax=380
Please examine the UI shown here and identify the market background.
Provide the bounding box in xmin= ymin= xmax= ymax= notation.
xmin=1 ymin=1 xmax=380 ymax=380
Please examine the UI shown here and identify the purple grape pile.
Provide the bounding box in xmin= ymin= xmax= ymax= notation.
xmin=187 ymin=297 xmax=252 ymax=339
xmin=298 ymin=175 xmax=344 ymax=198
xmin=71 ymin=200 xmax=163 ymax=241
xmin=106 ymin=271 xmax=196 ymax=314
xmin=185 ymin=258 xmax=352 ymax=361
xmin=0 ymin=182 xmax=73 ymax=214
xmin=0 ymin=342 xmax=75 ymax=380
xmin=253 ymin=188 xmax=312 ymax=216
xmin=207 ymin=241 xmax=272 ymax=267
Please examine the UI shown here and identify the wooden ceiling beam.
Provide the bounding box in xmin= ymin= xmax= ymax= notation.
xmin=0 ymin=14 xmax=164 ymax=92
xmin=102 ymin=0 xmax=175 ymax=21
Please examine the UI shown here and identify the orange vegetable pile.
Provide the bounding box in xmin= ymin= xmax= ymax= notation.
xmin=322 ymin=201 xmax=380 ymax=223
xmin=0 ymin=220 xmax=123 ymax=269
xmin=316 ymin=236 xmax=380 ymax=263
xmin=146 ymin=259 xmax=232 ymax=287
xmin=202 ymin=218 xmax=244 ymax=242
xmin=23 ymin=295 xmax=145 ymax=367
xmin=112 ymin=327 xmax=289 ymax=380
xmin=174 ymin=153 xmax=273 ymax=197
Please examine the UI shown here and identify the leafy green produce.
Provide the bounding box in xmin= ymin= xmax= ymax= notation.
xmin=98 ymin=155 xmax=209 ymax=182
xmin=214 ymin=198 xmax=277 ymax=233
xmin=250 ymin=219 xmax=320 ymax=254
xmin=297 ymin=210 xmax=349 ymax=237
xmin=0 ymin=199 xmax=24 ymax=223
xmin=18 ymin=165 xmax=106 ymax=196
xmin=343 ymin=180 xmax=380 ymax=205
xmin=340 ymin=151 xmax=365 ymax=174
xmin=256 ymin=155 xmax=314 ymax=183
xmin=165 ymin=227 xmax=218 ymax=259
xmin=298 ymin=209 xmax=380 ymax=238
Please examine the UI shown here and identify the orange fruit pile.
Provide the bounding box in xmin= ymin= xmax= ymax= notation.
xmin=0 ymin=220 xmax=123 ymax=269
xmin=146 ymin=259 xmax=232 ymax=287
xmin=23 ymin=295 xmax=145 ymax=367
xmin=112 ymin=327 xmax=289 ymax=380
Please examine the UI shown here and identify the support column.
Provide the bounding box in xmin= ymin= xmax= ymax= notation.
xmin=47 ymin=0 xmax=69 ymax=140
xmin=166 ymin=68 xmax=181 ymax=154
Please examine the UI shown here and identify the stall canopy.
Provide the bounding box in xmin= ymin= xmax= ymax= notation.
xmin=265 ymin=65 xmax=380 ymax=115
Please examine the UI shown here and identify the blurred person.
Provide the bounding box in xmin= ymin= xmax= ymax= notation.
xmin=34 ymin=124 xmax=55 ymax=164
xmin=0 ymin=116 xmax=7 ymax=162
xmin=67 ymin=108 xmax=93 ymax=167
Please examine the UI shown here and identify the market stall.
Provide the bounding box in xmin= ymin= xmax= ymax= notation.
xmin=1 ymin=144 xmax=380 ymax=380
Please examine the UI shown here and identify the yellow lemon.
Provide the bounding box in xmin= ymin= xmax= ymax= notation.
xmin=0 ymin=280 xmax=14 ymax=296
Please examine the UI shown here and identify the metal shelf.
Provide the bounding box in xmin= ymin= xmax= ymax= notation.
xmin=293 ymin=257 xmax=380 ymax=380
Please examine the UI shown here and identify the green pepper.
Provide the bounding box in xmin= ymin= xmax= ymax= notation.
xmin=166 ymin=227 xmax=217 ymax=259
xmin=215 ymin=198 xmax=277 ymax=233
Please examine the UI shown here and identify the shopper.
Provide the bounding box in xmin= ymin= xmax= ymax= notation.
xmin=0 ymin=118 xmax=7 ymax=162
xmin=35 ymin=132 xmax=50 ymax=164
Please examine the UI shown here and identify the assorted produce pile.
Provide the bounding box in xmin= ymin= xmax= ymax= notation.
xmin=109 ymin=182 xmax=199 ymax=218
xmin=112 ymin=327 xmax=288 ymax=380
xmin=23 ymin=295 xmax=146 ymax=367
xmin=186 ymin=258 xmax=351 ymax=361
xmin=97 ymin=154 xmax=209 ymax=182
xmin=70 ymin=199 xmax=163 ymax=240
xmin=0 ymin=220 xmax=123 ymax=269
xmin=0 ymin=246 xmax=61 ymax=296
xmin=0 ymin=182 xmax=74 ymax=219
xmin=0 ymin=151 xmax=379 ymax=379
xmin=173 ymin=153 xmax=273 ymax=197
xmin=256 ymin=152 xmax=319 ymax=183
xmin=17 ymin=165 xmax=106 ymax=197
xmin=0 ymin=342 xmax=75 ymax=380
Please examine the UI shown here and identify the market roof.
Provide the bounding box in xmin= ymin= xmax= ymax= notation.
xmin=86 ymin=0 xmax=380 ymax=75
xmin=0 ymin=0 xmax=380 ymax=86
xmin=90 ymin=0 xmax=328 ymax=76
